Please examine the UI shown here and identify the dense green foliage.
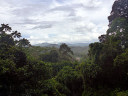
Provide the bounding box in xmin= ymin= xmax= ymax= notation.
xmin=0 ymin=24 xmax=84 ymax=96
xmin=1 ymin=0 xmax=128 ymax=96
xmin=86 ymin=17 xmax=128 ymax=95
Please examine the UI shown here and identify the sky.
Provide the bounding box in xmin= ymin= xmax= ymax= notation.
xmin=0 ymin=0 xmax=115 ymax=44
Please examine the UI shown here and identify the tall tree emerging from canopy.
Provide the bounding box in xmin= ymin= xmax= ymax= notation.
xmin=59 ymin=43 xmax=74 ymax=61
xmin=108 ymin=0 xmax=128 ymax=23
xmin=0 ymin=24 xmax=32 ymax=96
xmin=87 ymin=0 xmax=128 ymax=92
xmin=0 ymin=24 xmax=15 ymax=46
xmin=0 ymin=24 xmax=31 ymax=48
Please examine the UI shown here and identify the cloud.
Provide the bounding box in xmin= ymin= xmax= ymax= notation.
xmin=32 ymin=24 xmax=52 ymax=29
xmin=0 ymin=0 xmax=115 ymax=44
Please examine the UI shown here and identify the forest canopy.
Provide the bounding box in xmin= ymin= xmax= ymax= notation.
xmin=0 ymin=0 xmax=128 ymax=96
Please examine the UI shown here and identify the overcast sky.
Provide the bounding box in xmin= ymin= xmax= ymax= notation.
xmin=0 ymin=0 xmax=115 ymax=44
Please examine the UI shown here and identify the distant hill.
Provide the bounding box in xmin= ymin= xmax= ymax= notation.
xmin=34 ymin=43 xmax=90 ymax=47
xmin=67 ymin=43 xmax=90 ymax=47
xmin=34 ymin=43 xmax=59 ymax=48
xmin=34 ymin=42 xmax=90 ymax=58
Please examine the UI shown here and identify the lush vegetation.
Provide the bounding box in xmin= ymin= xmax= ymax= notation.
xmin=1 ymin=0 xmax=128 ymax=96
xmin=0 ymin=24 xmax=82 ymax=96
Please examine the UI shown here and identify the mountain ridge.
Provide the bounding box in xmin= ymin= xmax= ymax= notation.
xmin=34 ymin=42 xmax=90 ymax=47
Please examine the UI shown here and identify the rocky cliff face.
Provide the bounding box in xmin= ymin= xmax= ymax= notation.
xmin=108 ymin=0 xmax=128 ymax=24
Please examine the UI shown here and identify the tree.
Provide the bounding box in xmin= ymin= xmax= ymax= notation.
xmin=18 ymin=38 xmax=31 ymax=47
xmin=11 ymin=31 xmax=21 ymax=38
xmin=0 ymin=24 xmax=33 ymax=95
xmin=0 ymin=24 xmax=11 ymax=34
xmin=40 ymin=50 xmax=59 ymax=63
xmin=56 ymin=66 xmax=82 ymax=96
xmin=59 ymin=43 xmax=74 ymax=61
